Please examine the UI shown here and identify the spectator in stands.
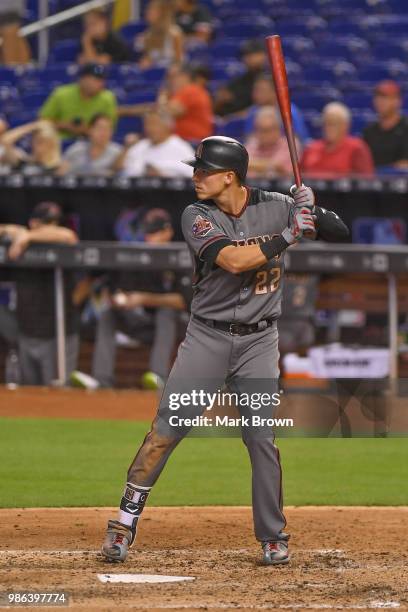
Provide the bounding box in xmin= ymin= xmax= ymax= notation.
xmin=244 ymin=74 xmax=309 ymax=144
xmin=40 ymin=63 xmax=117 ymax=139
xmin=245 ymin=107 xmax=301 ymax=179
xmin=0 ymin=203 xmax=79 ymax=386
xmin=118 ymin=63 xmax=213 ymax=142
xmin=0 ymin=119 xmax=66 ymax=175
xmin=120 ymin=109 xmax=194 ymax=177
xmin=214 ymin=39 xmax=266 ymax=117
xmin=174 ymin=0 xmax=213 ymax=45
xmin=70 ymin=209 xmax=191 ymax=390
xmin=301 ymin=102 xmax=374 ymax=178
xmin=62 ymin=114 xmax=122 ymax=176
xmin=78 ymin=8 xmax=131 ymax=65
xmin=363 ymin=80 xmax=408 ymax=171
xmin=136 ymin=0 xmax=183 ymax=69
xmin=158 ymin=63 xmax=213 ymax=142
xmin=0 ymin=0 xmax=31 ymax=65
xmin=0 ymin=118 xmax=26 ymax=165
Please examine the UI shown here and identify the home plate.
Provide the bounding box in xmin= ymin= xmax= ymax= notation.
xmin=97 ymin=573 xmax=195 ymax=584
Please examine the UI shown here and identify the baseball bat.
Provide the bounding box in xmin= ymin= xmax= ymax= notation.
xmin=265 ymin=35 xmax=302 ymax=188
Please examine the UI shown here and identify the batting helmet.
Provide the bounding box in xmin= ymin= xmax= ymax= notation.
xmin=183 ymin=136 xmax=249 ymax=182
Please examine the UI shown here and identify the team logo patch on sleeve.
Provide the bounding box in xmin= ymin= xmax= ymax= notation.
xmin=192 ymin=214 xmax=213 ymax=238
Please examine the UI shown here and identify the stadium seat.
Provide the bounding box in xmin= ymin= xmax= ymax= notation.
xmin=302 ymin=110 xmax=321 ymax=139
xmin=217 ymin=116 xmax=246 ymax=140
xmin=209 ymin=40 xmax=241 ymax=60
xmin=0 ymin=68 xmax=17 ymax=86
xmin=124 ymin=91 xmax=158 ymax=105
xmin=120 ymin=22 xmax=146 ymax=43
xmin=358 ymin=61 xmax=408 ymax=82
xmin=20 ymin=91 xmax=50 ymax=109
xmin=8 ymin=110 xmax=38 ymax=127
xmin=223 ymin=22 xmax=272 ymax=39
xmin=139 ymin=67 xmax=166 ymax=83
xmin=115 ymin=116 xmax=143 ymax=143
xmin=49 ymin=39 xmax=80 ymax=63
xmin=371 ymin=42 xmax=407 ymax=62
xmin=343 ymin=92 xmax=373 ymax=109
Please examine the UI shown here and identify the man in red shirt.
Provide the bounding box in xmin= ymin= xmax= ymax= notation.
xmin=159 ymin=63 xmax=214 ymax=143
xmin=301 ymin=102 xmax=374 ymax=178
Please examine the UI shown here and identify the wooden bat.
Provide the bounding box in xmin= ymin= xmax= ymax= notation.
xmin=265 ymin=34 xmax=302 ymax=188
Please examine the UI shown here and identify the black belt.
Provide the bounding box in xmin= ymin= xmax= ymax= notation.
xmin=193 ymin=314 xmax=276 ymax=336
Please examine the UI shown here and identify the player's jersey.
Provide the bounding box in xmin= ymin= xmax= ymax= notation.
xmin=181 ymin=187 xmax=294 ymax=324
xmin=281 ymin=273 xmax=319 ymax=321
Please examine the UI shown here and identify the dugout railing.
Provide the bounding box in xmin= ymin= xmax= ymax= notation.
xmin=0 ymin=241 xmax=406 ymax=387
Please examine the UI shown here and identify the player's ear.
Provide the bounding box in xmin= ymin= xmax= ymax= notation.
xmin=225 ymin=171 xmax=234 ymax=186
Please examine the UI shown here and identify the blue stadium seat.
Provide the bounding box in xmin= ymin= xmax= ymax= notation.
xmin=377 ymin=17 xmax=408 ymax=36
xmin=327 ymin=19 xmax=364 ymax=38
xmin=120 ymin=22 xmax=146 ymax=43
xmin=302 ymin=110 xmax=321 ymax=139
xmin=139 ymin=67 xmax=166 ymax=83
xmin=281 ymin=36 xmax=316 ymax=58
xmin=275 ymin=21 xmax=308 ymax=37
xmin=49 ymin=40 xmax=80 ymax=63
xmin=20 ymin=91 xmax=49 ymax=109
xmin=358 ymin=62 xmax=408 ymax=82
xmin=209 ymin=40 xmax=241 ymax=60
xmin=387 ymin=0 xmax=408 ymax=11
xmin=317 ymin=42 xmax=355 ymax=62
xmin=371 ymin=42 xmax=407 ymax=62
xmin=17 ymin=67 xmax=71 ymax=92
xmin=8 ymin=110 xmax=38 ymax=127
xmin=0 ymin=68 xmax=17 ymax=86
xmin=223 ymin=22 xmax=272 ymax=39
xmin=343 ymin=92 xmax=373 ymax=109
xmin=302 ymin=65 xmax=336 ymax=84
xmin=351 ymin=110 xmax=376 ymax=135
xmin=115 ymin=117 xmax=143 ymax=142
xmin=218 ymin=117 xmax=246 ymax=140
xmin=124 ymin=91 xmax=158 ymax=105
xmin=211 ymin=60 xmax=243 ymax=79
xmin=0 ymin=86 xmax=21 ymax=116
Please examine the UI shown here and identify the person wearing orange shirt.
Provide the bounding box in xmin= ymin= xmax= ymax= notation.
xmin=301 ymin=102 xmax=374 ymax=178
xmin=158 ymin=63 xmax=214 ymax=143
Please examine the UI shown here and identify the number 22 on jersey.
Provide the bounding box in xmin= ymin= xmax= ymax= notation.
xmin=255 ymin=268 xmax=281 ymax=295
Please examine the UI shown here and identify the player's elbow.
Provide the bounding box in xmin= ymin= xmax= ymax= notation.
xmin=216 ymin=253 xmax=240 ymax=274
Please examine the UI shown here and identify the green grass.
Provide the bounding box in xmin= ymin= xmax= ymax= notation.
xmin=0 ymin=417 xmax=406 ymax=508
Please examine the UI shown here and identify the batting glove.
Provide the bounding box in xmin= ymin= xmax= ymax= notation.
xmin=290 ymin=184 xmax=315 ymax=211
xmin=282 ymin=207 xmax=316 ymax=244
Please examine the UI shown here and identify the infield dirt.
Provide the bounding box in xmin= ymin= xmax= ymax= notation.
xmin=0 ymin=506 xmax=407 ymax=611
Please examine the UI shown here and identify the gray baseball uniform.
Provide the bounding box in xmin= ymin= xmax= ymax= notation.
xmin=279 ymin=273 xmax=319 ymax=354
xmin=123 ymin=187 xmax=348 ymax=543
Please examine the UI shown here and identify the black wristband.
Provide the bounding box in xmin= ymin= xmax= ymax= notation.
xmin=259 ymin=234 xmax=289 ymax=260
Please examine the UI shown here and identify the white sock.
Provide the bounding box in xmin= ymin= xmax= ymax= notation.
xmin=118 ymin=482 xmax=151 ymax=527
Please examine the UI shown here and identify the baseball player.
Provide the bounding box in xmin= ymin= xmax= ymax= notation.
xmin=101 ymin=136 xmax=349 ymax=566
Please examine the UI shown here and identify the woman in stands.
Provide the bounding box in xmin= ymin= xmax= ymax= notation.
xmin=136 ymin=0 xmax=184 ymax=68
xmin=0 ymin=119 xmax=66 ymax=175
xmin=62 ymin=114 xmax=123 ymax=177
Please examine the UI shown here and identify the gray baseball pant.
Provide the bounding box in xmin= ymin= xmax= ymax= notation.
xmin=18 ymin=333 xmax=79 ymax=386
xmin=92 ymin=306 xmax=178 ymax=387
xmin=126 ymin=316 xmax=286 ymax=542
